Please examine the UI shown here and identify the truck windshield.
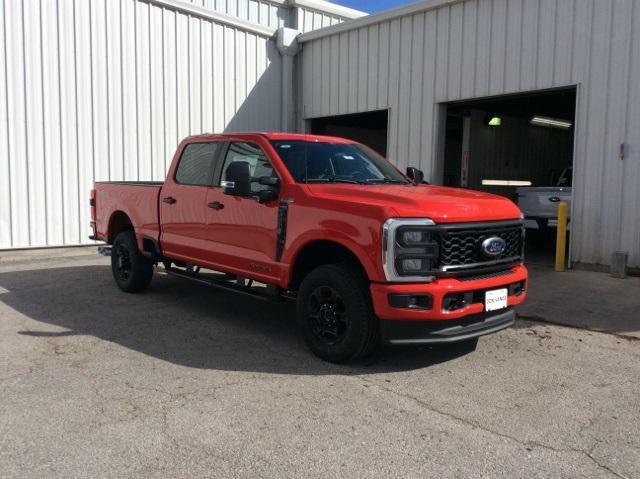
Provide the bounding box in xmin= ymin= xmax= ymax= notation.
xmin=271 ymin=141 xmax=408 ymax=185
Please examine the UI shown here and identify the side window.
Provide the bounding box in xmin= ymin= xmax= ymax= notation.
xmin=175 ymin=142 xmax=220 ymax=186
xmin=220 ymin=142 xmax=275 ymax=193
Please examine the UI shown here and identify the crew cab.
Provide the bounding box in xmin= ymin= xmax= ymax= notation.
xmin=90 ymin=133 xmax=527 ymax=363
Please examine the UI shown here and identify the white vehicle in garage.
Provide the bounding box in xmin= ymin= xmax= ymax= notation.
xmin=517 ymin=167 xmax=572 ymax=230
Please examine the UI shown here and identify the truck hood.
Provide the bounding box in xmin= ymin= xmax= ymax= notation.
xmin=305 ymin=184 xmax=522 ymax=223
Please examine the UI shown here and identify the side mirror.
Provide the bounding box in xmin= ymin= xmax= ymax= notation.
xmin=406 ymin=167 xmax=425 ymax=185
xmin=256 ymin=176 xmax=280 ymax=203
xmin=223 ymin=161 xmax=252 ymax=196
xmin=257 ymin=189 xmax=278 ymax=203
xmin=258 ymin=176 xmax=279 ymax=187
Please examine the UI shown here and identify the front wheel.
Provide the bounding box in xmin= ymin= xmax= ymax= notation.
xmin=111 ymin=230 xmax=154 ymax=293
xmin=297 ymin=263 xmax=379 ymax=363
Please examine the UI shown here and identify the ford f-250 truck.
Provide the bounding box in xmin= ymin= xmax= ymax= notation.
xmin=91 ymin=132 xmax=527 ymax=363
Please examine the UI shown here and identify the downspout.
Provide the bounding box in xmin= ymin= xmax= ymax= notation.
xmin=276 ymin=27 xmax=300 ymax=132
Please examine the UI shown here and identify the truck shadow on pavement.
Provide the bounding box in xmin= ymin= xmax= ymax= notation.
xmin=0 ymin=263 xmax=477 ymax=375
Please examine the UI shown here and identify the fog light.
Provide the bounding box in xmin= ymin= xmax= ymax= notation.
xmin=388 ymin=294 xmax=432 ymax=310
xmin=442 ymin=292 xmax=474 ymax=311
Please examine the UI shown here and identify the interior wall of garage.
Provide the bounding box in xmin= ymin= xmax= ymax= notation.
xmin=0 ymin=0 xmax=283 ymax=250
xmin=466 ymin=109 xmax=574 ymax=193
xmin=297 ymin=0 xmax=640 ymax=269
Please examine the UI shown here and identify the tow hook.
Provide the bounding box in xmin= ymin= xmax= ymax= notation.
xmin=98 ymin=246 xmax=112 ymax=257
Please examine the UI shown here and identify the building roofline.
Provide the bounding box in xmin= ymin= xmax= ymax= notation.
xmin=289 ymin=0 xmax=367 ymax=19
xmin=298 ymin=0 xmax=462 ymax=42
xmin=143 ymin=0 xmax=277 ymax=37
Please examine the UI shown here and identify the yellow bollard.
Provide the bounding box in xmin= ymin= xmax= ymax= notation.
xmin=555 ymin=201 xmax=568 ymax=272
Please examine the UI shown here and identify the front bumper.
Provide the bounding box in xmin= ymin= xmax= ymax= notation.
xmin=370 ymin=264 xmax=527 ymax=343
xmin=380 ymin=308 xmax=515 ymax=345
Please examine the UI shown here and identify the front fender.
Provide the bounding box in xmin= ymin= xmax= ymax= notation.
xmin=283 ymin=226 xmax=384 ymax=284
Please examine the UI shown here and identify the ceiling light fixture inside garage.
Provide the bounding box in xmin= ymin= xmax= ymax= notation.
xmin=482 ymin=179 xmax=533 ymax=186
xmin=530 ymin=116 xmax=572 ymax=129
xmin=487 ymin=116 xmax=502 ymax=126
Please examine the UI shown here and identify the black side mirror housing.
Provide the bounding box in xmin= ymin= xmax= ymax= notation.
xmin=256 ymin=176 xmax=280 ymax=203
xmin=223 ymin=161 xmax=252 ymax=196
xmin=257 ymin=189 xmax=278 ymax=203
xmin=258 ymin=176 xmax=279 ymax=187
xmin=406 ymin=167 xmax=425 ymax=185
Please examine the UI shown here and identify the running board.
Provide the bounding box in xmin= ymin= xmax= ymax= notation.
xmin=164 ymin=266 xmax=287 ymax=302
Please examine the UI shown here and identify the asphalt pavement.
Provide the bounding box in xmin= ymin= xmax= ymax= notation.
xmin=0 ymin=252 xmax=638 ymax=478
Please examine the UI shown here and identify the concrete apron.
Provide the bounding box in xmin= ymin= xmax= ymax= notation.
xmin=519 ymin=263 xmax=640 ymax=340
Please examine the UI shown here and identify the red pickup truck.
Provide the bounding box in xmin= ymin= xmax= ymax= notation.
xmin=91 ymin=132 xmax=527 ymax=362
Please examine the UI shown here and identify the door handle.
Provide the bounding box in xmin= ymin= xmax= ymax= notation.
xmin=162 ymin=196 xmax=176 ymax=205
xmin=208 ymin=201 xmax=224 ymax=210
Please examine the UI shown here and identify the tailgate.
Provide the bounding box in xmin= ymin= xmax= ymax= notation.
xmin=516 ymin=187 xmax=572 ymax=219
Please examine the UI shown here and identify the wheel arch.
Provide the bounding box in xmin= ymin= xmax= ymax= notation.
xmin=107 ymin=210 xmax=134 ymax=243
xmin=288 ymin=239 xmax=372 ymax=291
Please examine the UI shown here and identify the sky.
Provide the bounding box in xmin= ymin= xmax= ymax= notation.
xmin=334 ymin=0 xmax=418 ymax=14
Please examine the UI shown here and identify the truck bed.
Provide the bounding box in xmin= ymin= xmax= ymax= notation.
xmin=93 ymin=181 xmax=163 ymax=245
xmin=95 ymin=181 xmax=163 ymax=186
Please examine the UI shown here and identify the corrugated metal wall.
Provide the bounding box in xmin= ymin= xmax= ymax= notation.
xmin=183 ymin=0 xmax=358 ymax=32
xmin=298 ymin=0 xmax=640 ymax=268
xmin=186 ymin=0 xmax=289 ymax=28
xmin=0 ymin=0 xmax=282 ymax=249
xmin=295 ymin=6 xmax=345 ymax=33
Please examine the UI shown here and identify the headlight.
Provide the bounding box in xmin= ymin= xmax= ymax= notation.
xmin=400 ymin=230 xmax=425 ymax=245
xmin=382 ymin=219 xmax=439 ymax=282
xmin=396 ymin=256 xmax=432 ymax=275
xmin=401 ymin=257 xmax=424 ymax=271
xmin=397 ymin=227 xmax=436 ymax=247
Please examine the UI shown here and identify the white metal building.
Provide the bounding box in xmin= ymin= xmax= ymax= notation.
xmin=297 ymin=0 xmax=640 ymax=270
xmin=0 ymin=0 xmax=363 ymax=250
xmin=1 ymin=0 xmax=639 ymax=271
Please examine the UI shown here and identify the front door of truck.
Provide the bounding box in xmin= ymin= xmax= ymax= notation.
xmin=204 ymin=141 xmax=282 ymax=284
xmin=160 ymin=141 xmax=223 ymax=263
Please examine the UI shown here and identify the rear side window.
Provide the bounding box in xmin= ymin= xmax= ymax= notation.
xmin=175 ymin=142 xmax=220 ymax=186
xmin=220 ymin=142 xmax=275 ymax=193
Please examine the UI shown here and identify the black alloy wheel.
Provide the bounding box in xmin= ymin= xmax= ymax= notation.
xmin=297 ymin=263 xmax=379 ymax=363
xmin=114 ymin=243 xmax=132 ymax=281
xmin=110 ymin=230 xmax=154 ymax=293
xmin=308 ymin=285 xmax=349 ymax=345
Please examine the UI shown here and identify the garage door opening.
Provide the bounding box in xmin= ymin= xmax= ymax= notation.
xmin=308 ymin=110 xmax=389 ymax=157
xmin=442 ymin=87 xmax=577 ymax=266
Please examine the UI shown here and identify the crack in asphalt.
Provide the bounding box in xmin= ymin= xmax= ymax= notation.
xmin=356 ymin=376 xmax=631 ymax=479
xmin=517 ymin=314 xmax=640 ymax=343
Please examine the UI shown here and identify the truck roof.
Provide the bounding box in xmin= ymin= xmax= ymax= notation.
xmin=184 ymin=132 xmax=358 ymax=144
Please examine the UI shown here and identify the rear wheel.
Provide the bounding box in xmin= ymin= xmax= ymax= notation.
xmin=297 ymin=263 xmax=378 ymax=363
xmin=111 ymin=230 xmax=154 ymax=293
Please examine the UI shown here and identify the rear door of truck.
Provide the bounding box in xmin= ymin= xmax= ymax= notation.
xmin=159 ymin=140 xmax=225 ymax=262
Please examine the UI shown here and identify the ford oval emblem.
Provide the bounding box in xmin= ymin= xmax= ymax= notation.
xmin=481 ymin=236 xmax=506 ymax=257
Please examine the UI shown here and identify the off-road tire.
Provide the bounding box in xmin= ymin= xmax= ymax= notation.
xmin=297 ymin=263 xmax=379 ymax=363
xmin=111 ymin=230 xmax=154 ymax=293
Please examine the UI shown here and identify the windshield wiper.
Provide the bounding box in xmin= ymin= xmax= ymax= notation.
xmin=363 ymin=178 xmax=409 ymax=185
xmin=304 ymin=178 xmax=365 ymax=184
